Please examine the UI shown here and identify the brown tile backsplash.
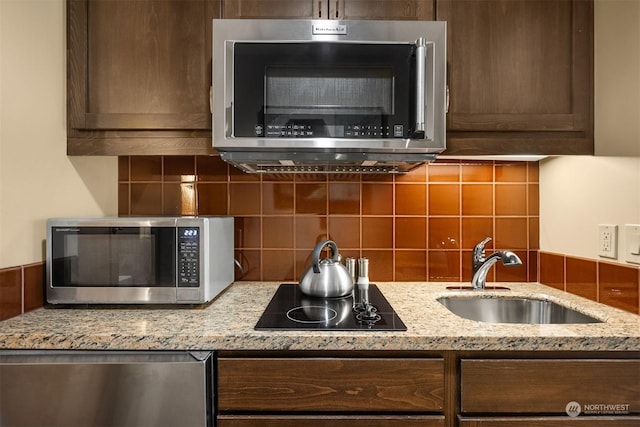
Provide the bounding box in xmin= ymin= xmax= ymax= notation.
xmin=539 ymin=252 xmax=565 ymax=290
xmin=539 ymin=252 xmax=640 ymax=315
xmin=0 ymin=156 xmax=635 ymax=320
xmin=495 ymin=184 xmax=527 ymax=216
xmin=362 ymin=183 xmax=393 ymax=215
xmin=599 ymin=262 xmax=640 ymax=314
xmin=0 ymin=267 xmax=22 ymax=321
xmin=395 ymin=217 xmax=427 ymax=249
xmin=0 ymin=262 xmax=46 ymax=321
xmin=462 ymin=184 xmax=493 ymax=216
xmin=428 ymin=183 xmax=459 ymax=215
xmin=23 ymin=262 xmax=45 ymax=313
xmin=328 ymin=216 xmax=360 ymax=249
xmin=119 ymin=156 xmax=542 ymax=283
xmin=396 ymin=183 xmax=427 ymax=215
xmin=461 ymin=161 xmax=493 ymax=182
xmin=130 ymin=156 xmax=162 ymax=181
xmin=566 ymin=257 xmax=598 ymax=301
xmin=495 ymin=162 xmax=527 ymax=182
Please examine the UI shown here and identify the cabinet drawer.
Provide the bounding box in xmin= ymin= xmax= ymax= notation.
xmin=218 ymin=358 xmax=444 ymax=412
xmin=218 ymin=415 xmax=444 ymax=427
xmin=461 ymin=359 xmax=640 ymax=414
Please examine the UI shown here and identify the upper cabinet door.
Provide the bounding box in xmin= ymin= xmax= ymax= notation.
xmin=438 ymin=0 xmax=594 ymax=155
xmin=222 ymin=0 xmax=434 ymax=20
xmin=332 ymin=0 xmax=434 ymax=20
xmin=68 ymin=0 xmax=214 ymax=132
xmin=222 ymin=0 xmax=324 ymax=18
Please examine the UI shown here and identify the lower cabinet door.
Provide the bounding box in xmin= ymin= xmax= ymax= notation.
xmin=460 ymin=359 xmax=640 ymax=414
xmin=218 ymin=415 xmax=445 ymax=427
xmin=218 ymin=357 xmax=444 ymax=412
xmin=458 ymin=416 xmax=640 ymax=426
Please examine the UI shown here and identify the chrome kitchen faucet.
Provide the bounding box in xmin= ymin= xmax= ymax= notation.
xmin=471 ymin=238 xmax=522 ymax=290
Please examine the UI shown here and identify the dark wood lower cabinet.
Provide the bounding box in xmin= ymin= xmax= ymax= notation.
xmin=217 ymin=357 xmax=444 ymax=412
xmin=218 ymin=415 xmax=444 ymax=426
xmin=216 ymin=353 xmax=639 ymax=427
xmin=460 ymin=359 xmax=640 ymax=414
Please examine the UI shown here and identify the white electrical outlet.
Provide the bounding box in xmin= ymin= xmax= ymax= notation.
xmin=624 ymin=224 xmax=640 ymax=265
xmin=598 ymin=224 xmax=618 ymax=259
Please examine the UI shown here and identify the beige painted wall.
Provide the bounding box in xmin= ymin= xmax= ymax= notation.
xmin=0 ymin=0 xmax=117 ymax=268
xmin=540 ymin=0 xmax=640 ymax=264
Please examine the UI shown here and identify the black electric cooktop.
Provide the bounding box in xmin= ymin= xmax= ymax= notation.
xmin=255 ymin=284 xmax=407 ymax=331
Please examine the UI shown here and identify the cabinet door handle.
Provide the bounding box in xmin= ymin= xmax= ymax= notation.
xmin=335 ymin=0 xmax=339 ymax=18
xmin=446 ymin=84 xmax=450 ymax=114
xmin=415 ymin=37 xmax=427 ymax=134
xmin=209 ymin=86 xmax=213 ymax=114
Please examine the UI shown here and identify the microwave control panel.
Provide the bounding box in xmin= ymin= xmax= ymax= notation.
xmin=178 ymin=227 xmax=200 ymax=287
xmin=258 ymin=121 xmax=405 ymax=138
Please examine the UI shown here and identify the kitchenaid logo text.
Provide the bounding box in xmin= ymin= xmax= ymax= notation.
xmin=565 ymin=401 xmax=630 ymax=417
xmin=312 ymin=24 xmax=347 ymax=35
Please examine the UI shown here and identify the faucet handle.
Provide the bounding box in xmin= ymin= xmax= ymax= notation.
xmin=472 ymin=237 xmax=492 ymax=273
xmin=473 ymin=237 xmax=492 ymax=259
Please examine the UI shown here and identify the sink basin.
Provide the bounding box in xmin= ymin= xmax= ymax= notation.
xmin=438 ymin=296 xmax=602 ymax=324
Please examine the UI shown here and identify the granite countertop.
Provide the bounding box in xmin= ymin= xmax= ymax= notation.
xmin=0 ymin=282 xmax=638 ymax=352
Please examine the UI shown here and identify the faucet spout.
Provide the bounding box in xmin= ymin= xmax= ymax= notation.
xmin=471 ymin=250 xmax=522 ymax=290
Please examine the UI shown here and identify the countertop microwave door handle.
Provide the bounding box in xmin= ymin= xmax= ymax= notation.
xmin=415 ymin=37 xmax=426 ymax=134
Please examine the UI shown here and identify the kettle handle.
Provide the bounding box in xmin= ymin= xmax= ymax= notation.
xmin=311 ymin=240 xmax=339 ymax=273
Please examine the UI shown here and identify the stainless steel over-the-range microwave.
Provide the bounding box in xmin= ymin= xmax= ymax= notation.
xmin=46 ymin=217 xmax=234 ymax=305
xmin=211 ymin=19 xmax=447 ymax=174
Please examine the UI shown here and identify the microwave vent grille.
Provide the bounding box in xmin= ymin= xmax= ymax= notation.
xmin=219 ymin=151 xmax=437 ymax=175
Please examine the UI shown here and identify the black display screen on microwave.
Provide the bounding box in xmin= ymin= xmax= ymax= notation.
xmin=233 ymin=42 xmax=416 ymax=138
xmin=50 ymin=227 xmax=176 ymax=287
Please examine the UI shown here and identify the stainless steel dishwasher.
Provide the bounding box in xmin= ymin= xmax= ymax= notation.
xmin=0 ymin=351 xmax=213 ymax=427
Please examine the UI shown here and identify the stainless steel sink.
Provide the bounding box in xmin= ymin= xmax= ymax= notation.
xmin=437 ymin=296 xmax=602 ymax=324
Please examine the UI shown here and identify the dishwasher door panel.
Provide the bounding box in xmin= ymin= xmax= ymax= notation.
xmin=0 ymin=351 xmax=213 ymax=427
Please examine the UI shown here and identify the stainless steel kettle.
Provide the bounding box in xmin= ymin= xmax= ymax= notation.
xmin=299 ymin=240 xmax=354 ymax=298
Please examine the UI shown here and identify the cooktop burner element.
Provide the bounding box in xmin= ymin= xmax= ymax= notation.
xmin=255 ymin=284 xmax=407 ymax=331
xmin=286 ymin=306 xmax=338 ymax=324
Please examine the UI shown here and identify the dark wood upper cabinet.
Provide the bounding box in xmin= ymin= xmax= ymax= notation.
xmin=222 ymin=0 xmax=434 ymax=20
xmin=67 ymin=0 xmax=592 ymax=156
xmin=67 ymin=0 xmax=219 ymax=155
xmin=438 ymin=0 xmax=594 ymax=155
xmin=222 ymin=0 xmax=322 ymax=18
xmin=334 ymin=0 xmax=434 ymax=20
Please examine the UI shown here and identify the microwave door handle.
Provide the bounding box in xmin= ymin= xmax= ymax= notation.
xmin=414 ymin=37 xmax=426 ymax=136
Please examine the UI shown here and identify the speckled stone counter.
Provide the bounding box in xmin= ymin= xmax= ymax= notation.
xmin=0 ymin=282 xmax=638 ymax=351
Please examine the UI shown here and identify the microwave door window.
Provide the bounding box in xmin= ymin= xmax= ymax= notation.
xmin=52 ymin=227 xmax=176 ymax=287
xmin=264 ymin=66 xmax=393 ymax=137
xmin=53 ymin=233 xmax=111 ymax=286
xmin=265 ymin=67 xmax=393 ymax=116
xmin=111 ymin=234 xmax=155 ymax=286
xmin=76 ymin=235 xmax=111 ymax=286
xmin=233 ymin=42 xmax=413 ymax=138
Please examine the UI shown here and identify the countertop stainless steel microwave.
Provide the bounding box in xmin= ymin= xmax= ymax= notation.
xmin=46 ymin=217 xmax=234 ymax=305
xmin=211 ymin=19 xmax=447 ymax=174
